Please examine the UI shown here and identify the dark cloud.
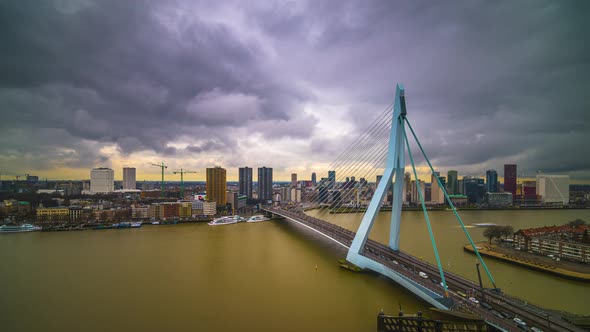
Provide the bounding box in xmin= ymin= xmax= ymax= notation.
xmin=0 ymin=0 xmax=588 ymax=179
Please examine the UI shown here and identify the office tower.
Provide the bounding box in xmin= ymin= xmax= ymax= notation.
xmin=536 ymin=174 xmax=569 ymax=205
xmin=504 ymin=164 xmax=517 ymax=195
xmin=430 ymin=172 xmax=444 ymax=204
xmin=411 ymin=180 xmax=425 ymax=203
xmin=485 ymin=169 xmax=498 ymax=193
xmin=447 ymin=170 xmax=458 ymax=195
xmin=463 ymin=177 xmax=486 ymax=203
xmin=258 ymin=167 xmax=273 ymax=201
xmin=328 ymin=170 xmax=336 ymax=188
xmin=90 ymin=167 xmax=114 ymax=193
xmin=311 ymin=172 xmax=317 ymax=186
xmin=123 ymin=167 xmax=136 ymax=190
xmin=403 ymin=172 xmax=411 ymax=203
xmin=206 ymin=167 xmax=227 ymax=206
xmin=291 ymin=173 xmax=297 ymax=188
xmin=238 ymin=167 xmax=253 ymax=198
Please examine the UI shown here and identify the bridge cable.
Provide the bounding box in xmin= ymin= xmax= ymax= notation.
xmin=300 ymin=104 xmax=393 ymax=206
xmin=405 ymin=118 xmax=497 ymax=289
xmin=402 ymin=120 xmax=450 ymax=298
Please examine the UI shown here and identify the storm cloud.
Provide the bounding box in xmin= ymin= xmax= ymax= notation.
xmin=0 ymin=0 xmax=588 ymax=180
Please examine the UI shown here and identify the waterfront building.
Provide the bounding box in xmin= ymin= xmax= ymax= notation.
xmin=503 ymin=164 xmax=517 ymax=195
xmin=311 ymin=172 xmax=317 ymax=186
xmin=483 ymin=192 xmax=513 ymax=207
xmin=202 ymin=201 xmax=217 ymax=216
xmin=403 ymin=172 xmax=411 ymax=203
xmin=36 ymin=207 xmax=70 ymax=223
xmin=410 ymin=179 xmax=425 ymax=204
xmin=280 ymin=186 xmax=291 ymax=202
xmin=447 ymin=194 xmax=468 ymax=207
xmin=90 ymin=167 xmax=114 ymax=193
xmin=430 ymin=172 xmax=445 ymax=204
xmin=447 ymin=170 xmax=458 ymax=195
xmin=179 ymin=202 xmax=192 ymax=218
xmin=227 ymin=192 xmax=247 ymax=214
xmin=149 ymin=204 xmax=164 ymax=220
xmin=238 ymin=167 xmax=253 ymax=198
xmin=258 ymin=167 xmax=273 ymax=202
xmin=291 ymin=173 xmax=297 ymax=188
xmin=485 ymin=169 xmax=498 ymax=193
xmin=123 ymin=167 xmax=136 ymax=190
xmin=463 ymin=177 xmax=485 ymax=204
xmin=206 ymin=166 xmax=227 ymax=206
xmin=69 ymin=207 xmax=84 ymax=223
xmin=132 ymin=205 xmax=150 ymax=219
xmin=514 ymin=225 xmax=590 ymax=263
xmin=536 ymin=174 xmax=570 ymax=205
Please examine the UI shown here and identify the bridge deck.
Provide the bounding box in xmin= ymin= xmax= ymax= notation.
xmin=264 ymin=207 xmax=585 ymax=332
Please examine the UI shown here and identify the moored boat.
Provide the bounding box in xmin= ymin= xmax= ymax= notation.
xmin=246 ymin=215 xmax=270 ymax=223
xmin=0 ymin=223 xmax=42 ymax=233
xmin=208 ymin=215 xmax=245 ymax=226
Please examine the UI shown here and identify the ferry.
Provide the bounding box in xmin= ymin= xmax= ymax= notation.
xmin=208 ymin=215 xmax=245 ymax=226
xmin=0 ymin=224 xmax=42 ymax=233
xmin=246 ymin=215 xmax=270 ymax=223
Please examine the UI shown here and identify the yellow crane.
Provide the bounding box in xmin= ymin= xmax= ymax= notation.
xmin=173 ymin=169 xmax=197 ymax=199
xmin=150 ymin=162 xmax=168 ymax=198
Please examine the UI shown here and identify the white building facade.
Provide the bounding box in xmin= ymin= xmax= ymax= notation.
xmin=536 ymin=174 xmax=569 ymax=205
xmin=90 ymin=168 xmax=114 ymax=193
xmin=123 ymin=167 xmax=136 ymax=190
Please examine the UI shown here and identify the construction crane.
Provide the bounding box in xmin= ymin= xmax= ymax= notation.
xmin=14 ymin=174 xmax=29 ymax=193
xmin=150 ymin=162 xmax=168 ymax=198
xmin=173 ymin=169 xmax=197 ymax=199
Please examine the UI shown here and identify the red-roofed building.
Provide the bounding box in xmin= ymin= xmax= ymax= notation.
xmin=514 ymin=225 xmax=590 ymax=263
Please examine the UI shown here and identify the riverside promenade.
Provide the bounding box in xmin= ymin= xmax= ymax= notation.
xmin=464 ymin=242 xmax=590 ymax=282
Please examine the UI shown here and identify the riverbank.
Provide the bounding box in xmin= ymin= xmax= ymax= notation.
xmin=463 ymin=242 xmax=590 ymax=282
xmin=39 ymin=218 xmax=213 ymax=232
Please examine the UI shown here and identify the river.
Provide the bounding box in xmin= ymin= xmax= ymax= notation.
xmin=0 ymin=209 xmax=588 ymax=331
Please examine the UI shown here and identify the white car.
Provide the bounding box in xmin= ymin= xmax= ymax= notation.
xmin=469 ymin=297 xmax=479 ymax=304
xmin=418 ymin=272 xmax=428 ymax=279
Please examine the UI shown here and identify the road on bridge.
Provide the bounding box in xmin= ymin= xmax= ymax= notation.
xmin=264 ymin=207 xmax=585 ymax=332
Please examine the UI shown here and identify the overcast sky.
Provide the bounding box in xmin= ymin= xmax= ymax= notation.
xmin=1 ymin=0 xmax=589 ymax=182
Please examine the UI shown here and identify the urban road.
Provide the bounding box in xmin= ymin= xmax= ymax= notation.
xmin=263 ymin=206 xmax=585 ymax=332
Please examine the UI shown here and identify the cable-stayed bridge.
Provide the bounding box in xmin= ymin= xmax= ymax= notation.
xmin=262 ymin=85 xmax=584 ymax=332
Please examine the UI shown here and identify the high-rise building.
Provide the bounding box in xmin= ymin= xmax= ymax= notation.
xmin=402 ymin=172 xmax=411 ymax=203
xmin=258 ymin=167 xmax=273 ymax=201
xmin=291 ymin=173 xmax=297 ymax=188
xmin=504 ymin=164 xmax=517 ymax=195
xmin=430 ymin=172 xmax=444 ymax=204
xmin=90 ymin=168 xmax=114 ymax=193
xmin=123 ymin=167 xmax=136 ymax=190
xmin=536 ymin=174 xmax=569 ymax=205
xmin=411 ymin=179 xmax=425 ymax=203
xmin=238 ymin=167 xmax=253 ymax=198
xmin=447 ymin=170 xmax=458 ymax=195
xmin=328 ymin=171 xmax=336 ymax=188
xmin=463 ymin=177 xmax=485 ymax=203
xmin=485 ymin=169 xmax=498 ymax=193
xmin=311 ymin=172 xmax=317 ymax=186
xmin=206 ymin=167 xmax=227 ymax=206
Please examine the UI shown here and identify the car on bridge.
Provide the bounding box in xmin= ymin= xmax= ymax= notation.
xmin=469 ymin=297 xmax=479 ymax=304
xmin=513 ymin=317 xmax=527 ymax=329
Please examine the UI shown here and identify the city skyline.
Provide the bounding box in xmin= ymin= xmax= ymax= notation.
xmin=1 ymin=1 xmax=589 ymax=182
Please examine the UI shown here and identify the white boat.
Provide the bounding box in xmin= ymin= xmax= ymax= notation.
xmin=246 ymin=215 xmax=270 ymax=223
xmin=130 ymin=222 xmax=142 ymax=228
xmin=151 ymin=221 xmax=160 ymax=225
xmin=208 ymin=215 xmax=245 ymax=226
xmin=0 ymin=224 xmax=42 ymax=233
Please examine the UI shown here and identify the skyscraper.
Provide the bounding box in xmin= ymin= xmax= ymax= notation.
xmin=403 ymin=172 xmax=411 ymax=203
xmin=328 ymin=170 xmax=336 ymax=188
xmin=238 ymin=167 xmax=253 ymax=198
xmin=447 ymin=170 xmax=458 ymax=195
xmin=291 ymin=173 xmax=297 ymax=188
xmin=206 ymin=167 xmax=227 ymax=206
xmin=311 ymin=172 xmax=317 ymax=186
xmin=504 ymin=164 xmax=517 ymax=195
xmin=258 ymin=167 xmax=273 ymax=201
xmin=485 ymin=169 xmax=498 ymax=193
xmin=123 ymin=167 xmax=136 ymax=190
xmin=430 ymin=172 xmax=444 ymax=204
xmin=90 ymin=167 xmax=114 ymax=193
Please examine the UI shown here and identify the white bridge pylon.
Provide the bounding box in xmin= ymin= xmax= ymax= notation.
xmin=345 ymin=84 xmax=451 ymax=310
